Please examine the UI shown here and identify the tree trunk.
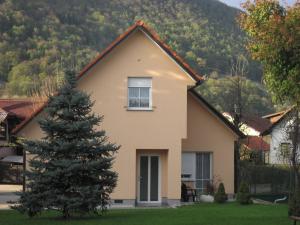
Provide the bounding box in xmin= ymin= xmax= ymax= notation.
xmin=291 ymin=107 xmax=300 ymax=192
xmin=63 ymin=206 xmax=70 ymax=219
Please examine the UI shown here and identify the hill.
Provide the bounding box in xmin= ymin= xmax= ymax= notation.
xmin=0 ymin=0 xmax=273 ymax=113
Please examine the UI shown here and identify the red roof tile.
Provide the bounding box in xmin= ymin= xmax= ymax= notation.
xmin=0 ymin=99 xmax=45 ymax=134
xmin=243 ymin=136 xmax=270 ymax=151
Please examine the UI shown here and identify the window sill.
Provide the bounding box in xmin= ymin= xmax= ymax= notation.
xmin=126 ymin=107 xmax=154 ymax=111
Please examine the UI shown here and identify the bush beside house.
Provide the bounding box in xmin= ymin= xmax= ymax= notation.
xmin=214 ymin=183 xmax=227 ymax=203
xmin=237 ymin=182 xmax=252 ymax=205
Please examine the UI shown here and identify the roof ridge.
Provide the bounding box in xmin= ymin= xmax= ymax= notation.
xmin=77 ymin=20 xmax=204 ymax=82
xmin=262 ymin=110 xmax=287 ymax=118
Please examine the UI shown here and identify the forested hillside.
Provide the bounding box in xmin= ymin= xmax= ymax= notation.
xmin=0 ymin=0 xmax=274 ymax=114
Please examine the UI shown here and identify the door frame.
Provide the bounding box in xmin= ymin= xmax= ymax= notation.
xmin=137 ymin=154 xmax=161 ymax=204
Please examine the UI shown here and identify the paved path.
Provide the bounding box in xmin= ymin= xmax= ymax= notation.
xmin=0 ymin=185 xmax=22 ymax=209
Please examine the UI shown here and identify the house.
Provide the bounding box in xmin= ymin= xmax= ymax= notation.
xmin=262 ymin=107 xmax=296 ymax=164
xmin=0 ymin=99 xmax=43 ymax=184
xmin=223 ymin=112 xmax=271 ymax=163
xmin=6 ymin=21 xmax=243 ymax=207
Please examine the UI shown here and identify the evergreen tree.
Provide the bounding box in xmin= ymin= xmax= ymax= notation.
xmin=237 ymin=181 xmax=251 ymax=205
xmin=14 ymin=71 xmax=120 ymax=218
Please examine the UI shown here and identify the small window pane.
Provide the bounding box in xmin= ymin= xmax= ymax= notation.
xmin=129 ymin=87 xmax=139 ymax=98
xmin=150 ymin=156 xmax=159 ymax=201
xmin=140 ymin=156 xmax=149 ymax=201
xmin=129 ymin=98 xmax=139 ymax=107
xmin=140 ymin=98 xmax=149 ymax=108
xmin=140 ymin=87 xmax=150 ymax=98
xmin=203 ymin=154 xmax=210 ymax=179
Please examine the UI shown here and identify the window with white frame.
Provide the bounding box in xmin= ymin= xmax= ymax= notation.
xmin=128 ymin=77 xmax=152 ymax=109
xmin=181 ymin=152 xmax=212 ymax=193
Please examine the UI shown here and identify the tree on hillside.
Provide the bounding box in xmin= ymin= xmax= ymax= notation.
xmin=198 ymin=60 xmax=274 ymax=116
xmin=239 ymin=0 xmax=300 ymax=217
xmin=14 ymin=71 xmax=120 ymax=218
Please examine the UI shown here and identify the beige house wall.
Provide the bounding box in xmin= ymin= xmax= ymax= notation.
xmin=182 ymin=93 xmax=238 ymax=194
xmin=17 ymin=29 xmax=195 ymax=202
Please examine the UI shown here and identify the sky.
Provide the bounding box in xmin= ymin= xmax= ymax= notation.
xmin=219 ymin=0 xmax=297 ymax=9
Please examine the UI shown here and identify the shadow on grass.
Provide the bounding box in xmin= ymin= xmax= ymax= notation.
xmin=20 ymin=210 xmax=135 ymax=222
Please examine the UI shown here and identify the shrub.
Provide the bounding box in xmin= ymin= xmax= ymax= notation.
xmin=237 ymin=181 xmax=252 ymax=204
xmin=214 ymin=183 xmax=227 ymax=203
xmin=240 ymin=163 xmax=290 ymax=194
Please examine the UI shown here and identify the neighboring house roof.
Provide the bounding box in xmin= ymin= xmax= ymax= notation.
xmin=0 ymin=99 xmax=45 ymax=134
xmin=261 ymin=106 xmax=295 ymax=136
xmin=263 ymin=110 xmax=288 ymax=124
xmin=243 ymin=136 xmax=270 ymax=152
xmin=241 ymin=115 xmax=271 ymax=134
xmin=12 ymin=20 xmax=204 ymax=134
xmin=189 ymin=88 xmax=245 ymax=138
xmin=223 ymin=112 xmax=271 ymax=136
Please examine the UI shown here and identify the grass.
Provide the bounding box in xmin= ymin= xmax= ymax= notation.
xmin=0 ymin=203 xmax=291 ymax=225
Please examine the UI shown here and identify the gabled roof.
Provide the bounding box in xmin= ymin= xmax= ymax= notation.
xmin=261 ymin=106 xmax=295 ymax=136
xmin=78 ymin=20 xmax=203 ymax=83
xmin=188 ymin=88 xmax=245 ymax=138
xmin=263 ymin=110 xmax=287 ymax=124
xmin=0 ymin=99 xmax=45 ymax=134
xmin=240 ymin=114 xmax=271 ymax=134
xmin=223 ymin=112 xmax=271 ymax=135
xmin=11 ymin=21 xmax=204 ymax=134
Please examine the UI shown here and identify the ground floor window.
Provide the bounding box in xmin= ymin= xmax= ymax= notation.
xmin=181 ymin=152 xmax=212 ymax=193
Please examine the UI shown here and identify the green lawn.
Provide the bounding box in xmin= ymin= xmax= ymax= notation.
xmin=0 ymin=203 xmax=291 ymax=225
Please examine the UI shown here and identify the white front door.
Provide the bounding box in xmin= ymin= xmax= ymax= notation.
xmin=138 ymin=155 xmax=161 ymax=203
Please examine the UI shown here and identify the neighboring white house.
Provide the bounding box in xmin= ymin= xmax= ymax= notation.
xmin=262 ymin=108 xmax=297 ymax=164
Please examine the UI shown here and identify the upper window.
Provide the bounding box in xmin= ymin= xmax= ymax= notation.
xmin=128 ymin=77 xmax=152 ymax=110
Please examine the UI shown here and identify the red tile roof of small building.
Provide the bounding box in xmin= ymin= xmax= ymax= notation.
xmin=243 ymin=136 xmax=270 ymax=152
xmin=0 ymin=99 xmax=45 ymax=134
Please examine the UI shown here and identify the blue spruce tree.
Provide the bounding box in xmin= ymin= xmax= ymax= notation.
xmin=15 ymin=71 xmax=119 ymax=218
